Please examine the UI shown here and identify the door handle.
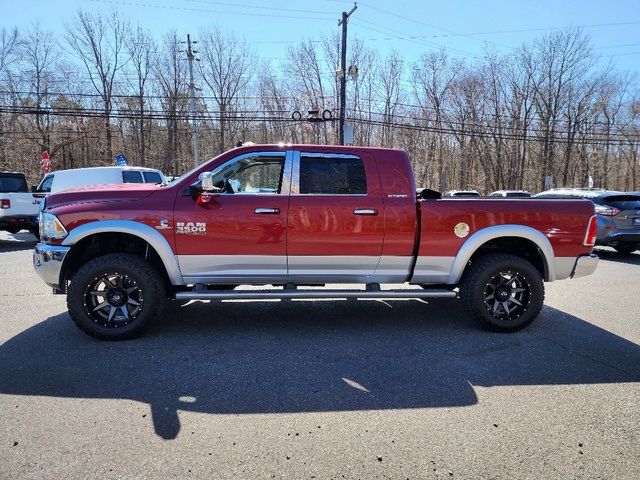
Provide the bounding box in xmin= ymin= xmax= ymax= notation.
xmin=353 ymin=208 xmax=378 ymax=216
xmin=255 ymin=208 xmax=280 ymax=214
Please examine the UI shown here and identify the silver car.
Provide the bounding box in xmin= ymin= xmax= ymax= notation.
xmin=534 ymin=189 xmax=640 ymax=254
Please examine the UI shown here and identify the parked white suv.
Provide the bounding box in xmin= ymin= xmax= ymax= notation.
xmin=35 ymin=167 xmax=166 ymax=194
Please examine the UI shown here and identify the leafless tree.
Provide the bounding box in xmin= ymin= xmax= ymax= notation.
xmin=199 ymin=28 xmax=254 ymax=153
xmin=125 ymin=24 xmax=154 ymax=166
xmin=377 ymin=50 xmax=404 ymax=147
xmin=412 ymin=50 xmax=460 ymax=188
xmin=154 ymin=31 xmax=188 ymax=176
xmin=15 ymin=24 xmax=60 ymax=156
xmin=531 ymin=28 xmax=595 ymax=190
xmin=65 ymin=10 xmax=128 ymax=163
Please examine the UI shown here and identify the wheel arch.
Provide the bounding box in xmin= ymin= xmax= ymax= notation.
xmin=448 ymin=225 xmax=555 ymax=284
xmin=61 ymin=220 xmax=184 ymax=286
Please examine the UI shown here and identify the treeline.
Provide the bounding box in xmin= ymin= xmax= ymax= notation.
xmin=0 ymin=11 xmax=638 ymax=192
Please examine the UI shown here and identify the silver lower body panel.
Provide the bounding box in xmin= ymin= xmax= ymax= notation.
xmin=175 ymin=287 xmax=457 ymax=301
xmin=178 ymin=255 xmax=416 ymax=284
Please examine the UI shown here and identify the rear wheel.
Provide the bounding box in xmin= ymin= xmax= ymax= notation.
xmin=614 ymin=244 xmax=637 ymax=255
xmin=460 ymin=253 xmax=544 ymax=332
xmin=67 ymin=253 xmax=166 ymax=340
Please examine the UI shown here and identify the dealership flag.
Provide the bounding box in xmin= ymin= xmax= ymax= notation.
xmin=115 ymin=153 xmax=128 ymax=166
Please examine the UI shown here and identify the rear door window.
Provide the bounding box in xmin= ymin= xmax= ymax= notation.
xmin=299 ymin=155 xmax=367 ymax=195
xmin=122 ymin=171 xmax=143 ymax=183
xmin=142 ymin=171 xmax=163 ymax=184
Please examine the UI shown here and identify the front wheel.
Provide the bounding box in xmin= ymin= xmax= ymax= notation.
xmin=460 ymin=253 xmax=544 ymax=332
xmin=67 ymin=253 xmax=167 ymax=340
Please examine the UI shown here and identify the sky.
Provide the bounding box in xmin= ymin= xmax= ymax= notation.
xmin=1 ymin=0 xmax=640 ymax=74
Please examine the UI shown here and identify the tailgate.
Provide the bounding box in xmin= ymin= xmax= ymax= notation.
xmin=0 ymin=193 xmax=40 ymax=217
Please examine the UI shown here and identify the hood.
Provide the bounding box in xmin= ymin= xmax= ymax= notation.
xmin=45 ymin=183 xmax=162 ymax=209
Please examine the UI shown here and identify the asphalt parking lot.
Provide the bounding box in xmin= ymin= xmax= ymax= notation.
xmin=0 ymin=231 xmax=638 ymax=479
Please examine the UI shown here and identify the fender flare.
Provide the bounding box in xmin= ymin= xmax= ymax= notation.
xmin=62 ymin=220 xmax=184 ymax=285
xmin=447 ymin=224 xmax=556 ymax=284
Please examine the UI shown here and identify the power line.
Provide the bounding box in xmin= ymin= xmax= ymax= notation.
xmin=88 ymin=0 xmax=335 ymax=21
xmin=347 ymin=116 xmax=640 ymax=147
xmin=2 ymin=103 xmax=639 ymax=146
xmin=184 ymin=0 xmax=335 ymax=16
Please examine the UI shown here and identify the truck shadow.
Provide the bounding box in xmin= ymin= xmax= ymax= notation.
xmin=0 ymin=232 xmax=37 ymax=252
xmin=0 ymin=299 xmax=638 ymax=440
xmin=593 ymin=248 xmax=640 ymax=266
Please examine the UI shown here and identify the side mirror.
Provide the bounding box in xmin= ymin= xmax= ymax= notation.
xmin=189 ymin=172 xmax=223 ymax=196
xmin=31 ymin=185 xmax=38 ymax=193
xmin=200 ymin=172 xmax=220 ymax=192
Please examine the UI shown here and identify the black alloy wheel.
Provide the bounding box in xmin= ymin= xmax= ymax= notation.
xmin=483 ymin=270 xmax=531 ymax=320
xmin=83 ymin=273 xmax=144 ymax=328
xmin=460 ymin=253 xmax=544 ymax=332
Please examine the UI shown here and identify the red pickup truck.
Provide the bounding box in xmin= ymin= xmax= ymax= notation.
xmin=33 ymin=145 xmax=598 ymax=340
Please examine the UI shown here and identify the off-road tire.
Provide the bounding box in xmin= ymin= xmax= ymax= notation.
xmin=460 ymin=253 xmax=544 ymax=332
xmin=67 ymin=253 xmax=166 ymax=340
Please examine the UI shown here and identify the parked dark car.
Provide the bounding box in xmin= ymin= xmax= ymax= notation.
xmin=534 ymin=189 xmax=640 ymax=254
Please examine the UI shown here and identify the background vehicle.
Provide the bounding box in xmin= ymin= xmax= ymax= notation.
xmin=0 ymin=172 xmax=39 ymax=237
xmin=489 ymin=190 xmax=532 ymax=198
xmin=34 ymin=166 xmax=166 ymax=194
xmin=444 ymin=190 xmax=481 ymax=197
xmin=534 ymin=189 xmax=640 ymax=254
xmin=34 ymin=145 xmax=598 ymax=340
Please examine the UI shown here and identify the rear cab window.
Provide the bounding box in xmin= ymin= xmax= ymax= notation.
xmin=142 ymin=171 xmax=163 ymax=184
xmin=122 ymin=171 xmax=144 ymax=183
xmin=299 ymin=155 xmax=367 ymax=195
xmin=0 ymin=173 xmax=28 ymax=193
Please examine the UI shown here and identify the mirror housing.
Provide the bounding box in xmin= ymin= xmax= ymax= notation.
xmin=31 ymin=185 xmax=38 ymax=193
xmin=200 ymin=171 xmax=219 ymax=192
xmin=190 ymin=172 xmax=222 ymax=196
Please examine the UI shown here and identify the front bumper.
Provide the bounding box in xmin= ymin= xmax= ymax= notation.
xmin=571 ymin=253 xmax=599 ymax=279
xmin=33 ymin=243 xmax=70 ymax=288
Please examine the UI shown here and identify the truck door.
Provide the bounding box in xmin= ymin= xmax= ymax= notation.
xmin=173 ymin=151 xmax=292 ymax=283
xmin=286 ymin=151 xmax=384 ymax=281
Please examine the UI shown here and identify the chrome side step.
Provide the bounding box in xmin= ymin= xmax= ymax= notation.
xmin=175 ymin=288 xmax=457 ymax=301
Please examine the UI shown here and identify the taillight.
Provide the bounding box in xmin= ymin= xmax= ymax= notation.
xmin=1 ymin=199 xmax=10 ymax=209
xmin=583 ymin=215 xmax=598 ymax=247
xmin=594 ymin=204 xmax=620 ymax=216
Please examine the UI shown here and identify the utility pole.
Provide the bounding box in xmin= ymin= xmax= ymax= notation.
xmin=338 ymin=3 xmax=357 ymax=145
xmin=186 ymin=34 xmax=200 ymax=167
